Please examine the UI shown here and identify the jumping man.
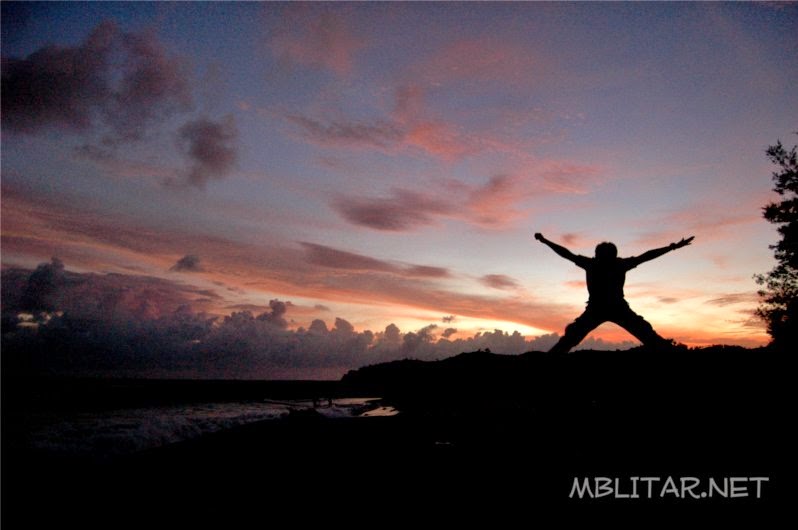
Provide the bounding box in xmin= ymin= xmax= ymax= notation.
xmin=534 ymin=233 xmax=694 ymax=354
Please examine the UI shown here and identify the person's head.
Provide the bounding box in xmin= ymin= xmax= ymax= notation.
xmin=595 ymin=242 xmax=618 ymax=260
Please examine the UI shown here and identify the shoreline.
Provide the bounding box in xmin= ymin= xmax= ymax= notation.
xmin=3 ymin=347 xmax=791 ymax=523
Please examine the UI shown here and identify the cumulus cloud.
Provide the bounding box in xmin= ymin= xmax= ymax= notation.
xmin=1 ymin=21 xmax=191 ymax=142
xmin=176 ymin=116 xmax=238 ymax=188
xmin=2 ymin=260 xmax=219 ymax=323
xmin=480 ymin=274 xmax=519 ymax=290
xmin=3 ymin=187 xmax=578 ymax=334
xmin=2 ymin=260 xmax=647 ymax=379
xmin=19 ymin=257 xmax=66 ymax=311
xmin=442 ymin=327 xmax=458 ymax=338
xmin=171 ymin=255 xmax=203 ymax=273
xmin=257 ymin=299 xmax=288 ymax=328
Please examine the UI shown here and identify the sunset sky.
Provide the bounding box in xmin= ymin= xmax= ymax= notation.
xmin=3 ymin=1 xmax=797 ymax=365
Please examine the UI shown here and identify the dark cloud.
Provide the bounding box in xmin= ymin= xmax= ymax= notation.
xmin=480 ymin=274 xmax=519 ymax=290
xmin=103 ymin=27 xmax=192 ymax=143
xmin=20 ymin=257 xmax=66 ymax=311
xmin=176 ymin=116 xmax=238 ymax=187
xmin=286 ymin=114 xmax=403 ymax=149
xmin=308 ymin=319 xmax=329 ymax=335
xmin=1 ymin=22 xmax=115 ymax=134
xmin=301 ymin=242 xmax=397 ymax=272
xmin=256 ymin=300 xmax=288 ymax=329
xmin=225 ymin=303 xmax=272 ymax=314
xmin=2 ymin=261 xmax=643 ymax=379
xmin=405 ymin=265 xmax=450 ymax=278
xmin=2 ymin=260 xmax=220 ymax=323
xmin=171 ymin=255 xmax=203 ymax=273
xmin=333 ymin=189 xmax=453 ymax=231
xmin=74 ymin=144 xmax=115 ymax=163
xmin=383 ymin=323 xmax=401 ymax=344
xmin=314 ymin=304 xmax=331 ymax=312
xmin=442 ymin=315 xmax=456 ymax=323
xmin=332 ymin=173 xmax=529 ymax=232
xmin=1 ymin=21 xmax=191 ymax=142
xmin=301 ymin=242 xmax=448 ymax=278
xmin=705 ymin=293 xmax=757 ymax=307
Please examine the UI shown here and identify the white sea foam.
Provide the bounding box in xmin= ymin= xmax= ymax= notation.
xmin=26 ymin=398 xmax=395 ymax=459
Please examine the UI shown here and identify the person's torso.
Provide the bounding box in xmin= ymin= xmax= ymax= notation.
xmin=584 ymin=258 xmax=630 ymax=305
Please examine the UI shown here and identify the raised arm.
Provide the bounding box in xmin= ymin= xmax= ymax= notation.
xmin=534 ymin=233 xmax=580 ymax=264
xmin=634 ymin=236 xmax=695 ymax=265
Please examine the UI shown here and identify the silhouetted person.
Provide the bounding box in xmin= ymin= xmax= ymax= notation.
xmin=534 ymin=233 xmax=694 ymax=354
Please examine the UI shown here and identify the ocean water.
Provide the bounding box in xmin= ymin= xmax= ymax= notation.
xmin=23 ymin=398 xmax=397 ymax=460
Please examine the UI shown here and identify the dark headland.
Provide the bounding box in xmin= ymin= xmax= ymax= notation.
xmin=3 ymin=345 xmax=791 ymax=523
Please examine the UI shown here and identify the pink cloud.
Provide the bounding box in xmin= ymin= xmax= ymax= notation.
xmin=632 ymin=197 xmax=765 ymax=248
xmin=285 ymin=83 xmax=479 ymax=160
xmin=705 ymin=292 xmax=760 ymax=307
xmin=8 ymin=186 xmax=765 ymax=348
xmin=466 ymin=174 xmax=527 ymax=228
xmin=301 ymin=242 xmax=398 ymax=272
xmin=411 ymin=37 xmax=540 ymax=88
xmin=561 ymin=233 xmax=582 ymax=246
xmin=563 ymin=280 xmax=586 ymax=290
xmin=283 ymin=79 xmax=600 ymax=173
xmin=301 ymin=242 xmax=450 ymax=279
xmin=3 ymin=186 xmax=576 ymax=332
xmin=270 ymin=8 xmax=365 ymax=76
xmin=405 ymin=265 xmax=450 ymax=279
xmin=392 ymin=83 xmax=478 ymax=159
xmin=332 ymin=189 xmax=454 ymax=231
xmin=332 ymin=176 xmax=526 ymax=232
xmin=536 ymin=160 xmax=604 ymax=194
xmin=403 ymin=121 xmax=475 ymax=159
xmin=332 ymin=169 xmax=592 ymax=233
xmin=480 ymin=274 xmax=519 ymax=290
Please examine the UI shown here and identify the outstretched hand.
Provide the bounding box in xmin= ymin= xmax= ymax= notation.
xmin=534 ymin=232 xmax=545 ymax=242
xmin=672 ymin=236 xmax=695 ymax=250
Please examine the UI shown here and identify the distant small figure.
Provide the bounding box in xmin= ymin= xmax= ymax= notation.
xmin=534 ymin=233 xmax=694 ymax=354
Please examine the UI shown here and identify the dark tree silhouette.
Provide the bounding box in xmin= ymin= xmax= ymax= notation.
xmin=756 ymin=135 xmax=798 ymax=348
